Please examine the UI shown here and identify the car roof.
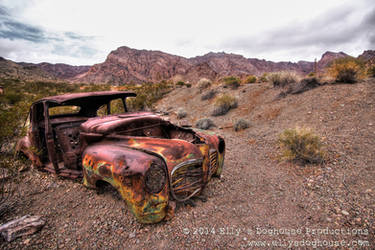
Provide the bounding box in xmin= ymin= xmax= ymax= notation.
xmin=33 ymin=91 xmax=137 ymax=106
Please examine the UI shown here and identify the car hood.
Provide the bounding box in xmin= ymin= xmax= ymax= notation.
xmin=108 ymin=137 xmax=206 ymax=173
xmin=80 ymin=112 xmax=166 ymax=135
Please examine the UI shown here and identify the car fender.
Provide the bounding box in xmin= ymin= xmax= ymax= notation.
xmin=82 ymin=141 xmax=169 ymax=223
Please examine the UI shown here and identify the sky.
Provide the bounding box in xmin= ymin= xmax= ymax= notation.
xmin=0 ymin=0 xmax=374 ymax=65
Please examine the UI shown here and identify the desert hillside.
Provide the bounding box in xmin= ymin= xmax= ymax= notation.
xmin=1 ymin=48 xmax=374 ymax=84
xmin=1 ymin=74 xmax=374 ymax=248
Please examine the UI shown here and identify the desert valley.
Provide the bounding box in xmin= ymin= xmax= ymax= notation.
xmin=0 ymin=45 xmax=374 ymax=248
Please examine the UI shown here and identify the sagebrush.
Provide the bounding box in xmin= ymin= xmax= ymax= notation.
xmin=212 ymin=94 xmax=238 ymax=116
xmin=201 ymin=90 xmax=216 ymax=100
xmin=197 ymin=78 xmax=212 ymax=91
xmin=268 ymin=71 xmax=299 ymax=87
xmin=278 ymin=127 xmax=324 ymax=164
xmin=245 ymin=75 xmax=257 ymax=84
xmin=234 ymin=119 xmax=249 ymax=131
xmin=327 ymin=57 xmax=365 ymax=83
xmin=195 ymin=118 xmax=216 ymax=130
xmin=176 ymin=108 xmax=187 ymax=119
xmin=223 ymin=76 xmax=240 ymax=89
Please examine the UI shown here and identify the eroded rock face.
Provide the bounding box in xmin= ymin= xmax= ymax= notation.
xmin=75 ymin=46 xmax=193 ymax=84
xmin=358 ymin=50 xmax=375 ymax=62
xmin=75 ymin=47 xmax=317 ymax=84
xmin=36 ymin=63 xmax=91 ymax=79
xmin=317 ymin=51 xmax=349 ymax=70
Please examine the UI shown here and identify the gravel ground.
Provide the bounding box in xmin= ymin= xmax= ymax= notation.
xmin=1 ymin=79 xmax=374 ymax=249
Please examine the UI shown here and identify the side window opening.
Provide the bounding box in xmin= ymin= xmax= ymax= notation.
xmin=49 ymin=105 xmax=81 ymax=116
xmin=97 ymin=104 xmax=108 ymax=117
xmin=110 ymin=98 xmax=125 ymax=115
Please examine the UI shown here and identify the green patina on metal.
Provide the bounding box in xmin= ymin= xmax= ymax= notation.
xmin=82 ymin=154 xmax=168 ymax=224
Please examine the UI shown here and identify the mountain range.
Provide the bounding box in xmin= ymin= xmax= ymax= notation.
xmin=0 ymin=47 xmax=374 ymax=84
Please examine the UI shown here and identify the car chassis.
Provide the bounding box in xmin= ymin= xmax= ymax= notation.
xmin=16 ymin=91 xmax=225 ymax=223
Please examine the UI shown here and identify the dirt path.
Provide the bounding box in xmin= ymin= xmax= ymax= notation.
xmin=1 ymin=80 xmax=374 ymax=249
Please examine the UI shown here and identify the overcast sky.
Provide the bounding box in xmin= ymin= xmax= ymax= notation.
xmin=0 ymin=0 xmax=374 ymax=65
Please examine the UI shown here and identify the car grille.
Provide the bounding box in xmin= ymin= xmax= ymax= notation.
xmin=209 ymin=150 xmax=218 ymax=176
xmin=170 ymin=159 xmax=203 ymax=202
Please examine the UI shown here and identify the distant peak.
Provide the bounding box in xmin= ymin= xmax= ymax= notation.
xmin=321 ymin=51 xmax=349 ymax=59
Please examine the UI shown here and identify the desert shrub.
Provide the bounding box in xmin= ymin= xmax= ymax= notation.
xmin=259 ymin=73 xmax=268 ymax=82
xmin=268 ymin=71 xmax=299 ymax=87
xmin=125 ymin=81 xmax=173 ymax=111
xmin=3 ymin=91 xmax=22 ymax=104
xmin=327 ymin=57 xmax=364 ymax=83
xmin=287 ymin=77 xmax=321 ymax=95
xmin=197 ymin=78 xmax=212 ymax=91
xmin=278 ymin=127 xmax=324 ymax=164
xmin=201 ymin=89 xmax=216 ymax=100
xmin=307 ymin=72 xmax=316 ymax=77
xmin=195 ymin=118 xmax=216 ymax=130
xmin=176 ymin=81 xmax=185 ymax=87
xmin=367 ymin=65 xmax=375 ymax=77
xmin=212 ymin=94 xmax=238 ymax=116
xmin=245 ymin=75 xmax=257 ymax=84
xmin=234 ymin=119 xmax=249 ymax=131
xmin=186 ymin=83 xmax=192 ymax=88
xmin=223 ymin=76 xmax=240 ymax=89
xmin=176 ymin=108 xmax=187 ymax=119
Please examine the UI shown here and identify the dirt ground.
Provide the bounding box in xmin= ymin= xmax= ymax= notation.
xmin=1 ymin=79 xmax=374 ymax=249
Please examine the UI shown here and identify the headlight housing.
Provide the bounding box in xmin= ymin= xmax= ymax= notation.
xmin=145 ymin=162 xmax=167 ymax=194
xmin=218 ymin=136 xmax=225 ymax=154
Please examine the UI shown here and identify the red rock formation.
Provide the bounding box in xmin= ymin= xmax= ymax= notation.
xmin=76 ymin=47 xmax=316 ymax=84
xmin=316 ymin=51 xmax=349 ymax=70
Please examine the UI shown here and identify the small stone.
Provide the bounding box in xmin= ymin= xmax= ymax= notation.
xmin=129 ymin=232 xmax=136 ymax=238
xmin=341 ymin=210 xmax=349 ymax=216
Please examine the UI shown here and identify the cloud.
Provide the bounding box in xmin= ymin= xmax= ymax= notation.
xmin=362 ymin=7 xmax=375 ymax=47
xmin=221 ymin=2 xmax=374 ymax=61
xmin=0 ymin=20 xmax=46 ymax=43
xmin=0 ymin=4 xmax=100 ymax=65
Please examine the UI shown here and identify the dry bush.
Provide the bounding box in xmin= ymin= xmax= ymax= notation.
xmin=176 ymin=108 xmax=187 ymax=119
xmin=197 ymin=78 xmax=212 ymax=91
xmin=327 ymin=57 xmax=365 ymax=83
xmin=201 ymin=89 xmax=216 ymax=101
xmin=212 ymin=94 xmax=238 ymax=116
xmin=278 ymin=127 xmax=324 ymax=164
xmin=268 ymin=71 xmax=300 ymax=87
xmin=223 ymin=76 xmax=240 ymax=89
xmin=125 ymin=81 xmax=173 ymax=111
xmin=367 ymin=65 xmax=375 ymax=77
xmin=277 ymin=77 xmax=321 ymax=99
xmin=176 ymin=81 xmax=185 ymax=87
xmin=195 ymin=118 xmax=216 ymax=130
xmin=234 ymin=119 xmax=249 ymax=131
xmin=244 ymin=75 xmax=257 ymax=84
xmin=259 ymin=73 xmax=268 ymax=82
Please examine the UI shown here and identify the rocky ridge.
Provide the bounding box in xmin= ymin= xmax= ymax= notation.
xmin=1 ymin=48 xmax=374 ymax=84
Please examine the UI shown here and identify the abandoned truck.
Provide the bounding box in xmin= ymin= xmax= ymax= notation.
xmin=16 ymin=91 xmax=225 ymax=223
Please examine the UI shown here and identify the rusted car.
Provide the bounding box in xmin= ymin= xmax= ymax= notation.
xmin=16 ymin=91 xmax=225 ymax=223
